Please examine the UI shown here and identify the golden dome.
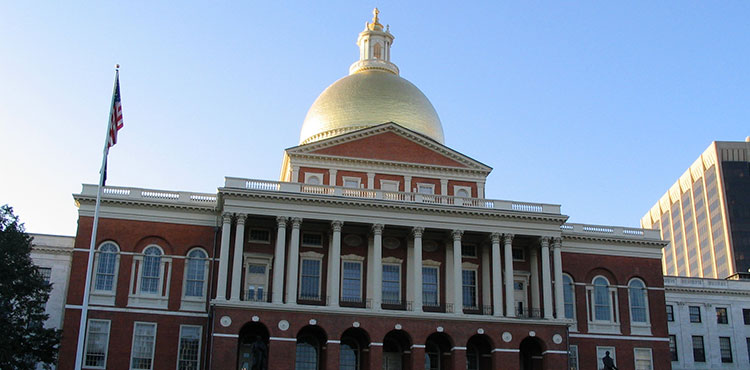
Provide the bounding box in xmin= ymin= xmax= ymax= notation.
xmin=299 ymin=70 xmax=444 ymax=145
xmin=298 ymin=10 xmax=445 ymax=145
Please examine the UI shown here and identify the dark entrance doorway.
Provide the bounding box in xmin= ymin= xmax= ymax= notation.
xmin=519 ymin=336 xmax=544 ymax=370
xmin=237 ymin=322 xmax=270 ymax=370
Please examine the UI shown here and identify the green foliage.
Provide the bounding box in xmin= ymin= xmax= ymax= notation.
xmin=0 ymin=205 xmax=61 ymax=369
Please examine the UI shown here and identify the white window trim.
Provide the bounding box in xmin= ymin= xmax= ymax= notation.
xmin=569 ymin=345 xmax=579 ymax=370
xmin=453 ymin=185 xmax=472 ymax=198
xmin=176 ymin=325 xmax=202 ymax=370
xmin=299 ymin=251 xmax=324 ymax=300
xmin=84 ymin=319 xmax=111 ymax=369
xmin=715 ymin=306 xmax=729 ymax=325
xmin=586 ymin=276 xmax=620 ymax=334
xmin=304 ymin=172 xmax=323 ymax=185
xmin=382 ymin=257 xmax=403 ymax=304
xmin=91 ymin=242 xmax=121 ymax=306
xmin=633 ymin=347 xmax=653 ymax=370
xmin=248 ymin=229 xmax=271 ymax=244
xmin=180 ymin=248 xmax=209 ymax=311
xmin=301 ymin=232 xmax=324 ymax=248
xmin=244 ymin=254 xmax=273 ymax=302
xmin=563 ymin=274 xmax=578 ymax=332
xmin=380 ymin=179 xmax=400 ymax=192
xmin=130 ymin=322 xmax=157 ymax=370
xmin=422 ymin=261 xmax=441 ymax=307
xmin=628 ymin=278 xmax=651 ymax=335
xmin=461 ymin=266 xmax=479 ymax=309
xmin=416 ymin=183 xmax=435 ymax=194
xmin=128 ymin=245 xmax=171 ymax=309
xmin=341 ymin=255 xmax=365 ymax=302
xmin=342 ymin=176 xmax=362 ymax=188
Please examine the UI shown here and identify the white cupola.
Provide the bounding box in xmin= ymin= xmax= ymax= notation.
xmin=349 ymin=8 xmax=399 ymax=75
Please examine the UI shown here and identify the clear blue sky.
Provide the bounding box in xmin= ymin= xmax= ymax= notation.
xmin=1 ymin=2 xmax=748 ymax=236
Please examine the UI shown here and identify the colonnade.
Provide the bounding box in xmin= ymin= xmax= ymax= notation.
xmin=215 ymin=214 xmax=567 ymax=319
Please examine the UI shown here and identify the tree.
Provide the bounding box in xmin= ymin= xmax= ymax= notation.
xmin=0 ymin=205 xmax=61 ymax=369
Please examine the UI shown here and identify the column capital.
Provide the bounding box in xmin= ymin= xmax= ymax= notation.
xmin=291 ymin=217 xmax=303 ymax=228
xmin=235 ymin=213 xmax=247 ymax=224
xmin=412 ymin=227 xmax=424 ymax=238
xmin=540 ymin=236 xmax=550 ymax=247
xmin=490 ymin=232 xmax=502 ymax=243
xmin=372 ymin=223 xmax=384 ymax=235
xmin=331 ymin=220 xmax=344 ymax=232
xmin=440 ymin=179 xmax=449 ymax=185
xmin=222 ymin=213 xmax=233 ymax=224
xmin=451 ymin=229 xmax=463 ymax=241
xmin=553 ymin=237 xmax=562 ymax=248
xmin=503 ymin=233 xmax=514 ymax=244
xmin=276 ymin=216 xmax=288 ymax=227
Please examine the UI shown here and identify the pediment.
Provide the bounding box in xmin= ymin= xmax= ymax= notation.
xmin=285 ymin=122 xmax=491 ymax=172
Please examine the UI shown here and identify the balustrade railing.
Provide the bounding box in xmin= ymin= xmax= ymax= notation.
xmin=561 ymin=223 xmax=660 ymax=239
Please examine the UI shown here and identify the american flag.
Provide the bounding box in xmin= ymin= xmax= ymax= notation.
xmin=107 ymin=71 xmax=123 ymax=148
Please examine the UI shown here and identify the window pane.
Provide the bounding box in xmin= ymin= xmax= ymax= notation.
xmin=669 ymin=335 xmax=678 ymax=361
xmin=300 ymin=260 xmax=321 ymax=300
xmin=141 ymin=247 xmax=162 ymax=294
xmin=462 ymin=270 xmax=477 ymax=308
xmin=720 ymin=337 xmax=733 ymax=363
xmin=422 ymin=267 xmax=438 ymax=306
xmin=594 ymin=278 xmax=611 ymax=321
xmin=295 ymin=337 xmax=318 ymax=370
xmin=95 ymin=244 xmax=118 ymax=291
xmin=85 ymin=320 xmax=110 ymax=368
xmin=563 ymin=275 xmax=575 ymax=319
xmin=568 ymin=345 xmax=578 ymax=370
xmin=689 ymin=306 xmax=701 ymax=323
xmin=342 ymin=262 xmax=361 ymax=302
xmin=382 ymin=264 xmax=400 ymax=304
xmin=629 ymin=281 xmax=647 ymax=323
xmin=634 ymin=348 xmax=653 ymax=370
xmin=339 ymin=340 xmax=358 ymax=370
xmin=131 ymin=323 xmax=156 ymax=370
xmin=178 ymin=326 xmax=201 ymax=370
xmin=185 ymin=252 xmax=206 ymax=297
xmin=692 ymin=336 xmax=705 ymax=362
xmin=716 ymin=307 xmax=728 ymax=324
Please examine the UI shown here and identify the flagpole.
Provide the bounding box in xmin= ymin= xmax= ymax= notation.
xmin=73 ymin=65 xmax=120 ymax=370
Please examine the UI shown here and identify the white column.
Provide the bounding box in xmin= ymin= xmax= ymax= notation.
xmin=372 ymin=224 xmax=383 ymax=310
xmin=452 ymin=230 xmax=463 ymax=314
xmin=291 ymin=165 xmax=300 ymax=183
xmin=503 ymin=234 xmax=515 ymax=317
xmin=404 ymin=175 xmax=412 ymax=192
xmin=477 ymin=181 xmax=485 ymax=199
xmin=216 ymin=214 xmax=232 ymax=300
xmin=329 ymin=169 xmax=337 ymax=186
xmin=272 ymin=216 xmax=287 ymax=304
xmin=230 ymin=214 xmax=246 ymax=301
xmin=286 ymin=218 xmax=302 ymax=303
xmin=328 ymin=220 xmax=343 ymax=307
xmin=367 ymin=172 xmax=375 ymax=189
xmin=491 ymin=233 xmax=503 ymax=317
xmin=445 ymin=241 xmax=454 ymax=308
xmin=481 ymin=243 xmax=491 ymax=315
xmin=530 ymin=246 xmax=540 ymax=313
xmin=541 ymin=237 xmax=553 ymax=319
xmin=412 ymin=227 xmax=424 ymax=312
xmin=440 ymin=179 xmax=448 ymax=195
xmin=553 ymin=237 xmax=565 ymax=319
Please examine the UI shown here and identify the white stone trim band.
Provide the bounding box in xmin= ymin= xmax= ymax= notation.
xmin=64 ymin=304 xmax=208 ymax=318
xmin=492 ymin=348 xmax=520 ymax=353
xmin=270 ymin=337 xmax=297 ymax=342
xmin=569 ymin=333 xmax=670 ymax=342
xmin=213 ymin=333 xmax=239 ymax=338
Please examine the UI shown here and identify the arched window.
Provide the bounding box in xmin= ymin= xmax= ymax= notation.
xmin=94 ymin=242 xmax=119 ymax=292
xmin=295 ymin=335 xmax=319 ymax=370
xmin=184 ymin=249 xmax=207 ymax=298
xmin=563 ymin=274 xmax=575 ymax=319
xmin=141 ymin=246 xmax=162 ymax=294
xmin=629 ymin=279 xmax=648 ymax=323
xmin=339 ymin=337 xmax=359 ymax=370
xmin=593 ymin=277 xmax=611 ymax=321
xmin=373 ymin=43 xmax=382 ymax=59
xmin=425 ymin=341 xmax=441 ymax=370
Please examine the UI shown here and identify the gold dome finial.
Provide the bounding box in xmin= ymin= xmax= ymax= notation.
xmin=368 ymin=8 xmax=384 ymax=31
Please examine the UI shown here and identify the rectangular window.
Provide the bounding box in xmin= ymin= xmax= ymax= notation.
xmin=689 ymin=306 xmax=701 ymax=323
xmin=38 ymin=267 xmax=52 ymax=283
xmin=746 ymin=338 xmax=750 ymax=363
xmin=595 ymin=347 xmax=616 ymax=369
xmin=84 ymin=319 xmax=110 ymax=369
xmin=462 ymin=269 xmax=478 ymax=308
xmin=743 ymin=308 xmax=750 ymax=325
xmin=246 ymin=264 xmax=267 ymax=301
xmin=568 ymin=345 xmax=578 ymax=370
xmin=720 ymin=337 xmax=733 ymax=363
xmin=177 ymin=325 xmax=201 ymax=370
xmin=669 ymin=335 xmax=678 ymax=361
xmin=382 ymin=264 xmax=401 ymax=304
xmin=301 ymin=233 xmax=323 ymax=247
xmin=512 ymin=248 xmax=524 ymax=261
xmin=666 ymin=305 xmax=674 ymax=321
xmin=299 ymin=259 xmax=321 ymax=300
xmin=341 ymin=261 xmax=362 ymax=302
xmin=343 ymin=177 xmax=360 ymax=188
xmin=130 ymin=322 xmax=157 ymax=370
xmin=461 ymin=244 xmax=477 ymax=258
xmin=422 ymin=266 xmax=439 ymax=307
xmin=417 ymin=183 xmax=434 ymax=194
xmin=692 ymin=336 xmax=705 ymax=362
xmin=248 ymin=229 xmax=270 ymax=243
xmin=380 ymin=180 xmax=399 ymax=192
xmin=634 ymin=348 xmax=653 ymax=370
xmin=716 ymin=307 xmax=729 ymax=324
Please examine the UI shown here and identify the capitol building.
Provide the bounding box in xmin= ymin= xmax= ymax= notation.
xmin=58 ymin=10 xmax=671 ymax=370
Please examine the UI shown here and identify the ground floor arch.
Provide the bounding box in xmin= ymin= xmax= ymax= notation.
xmin=519 ymin=336 xmax=545 ymax=370
xmin=237 ymin=322 xmax=270 ymax=370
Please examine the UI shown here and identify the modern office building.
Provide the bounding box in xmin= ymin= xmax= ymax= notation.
xmin=641 ymin=139 xmax=750 ymax=279
xmin=664 ymin=276 xmax=750 ymax=369
xmin=58 ymin=10 xmax=670 ymax=370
